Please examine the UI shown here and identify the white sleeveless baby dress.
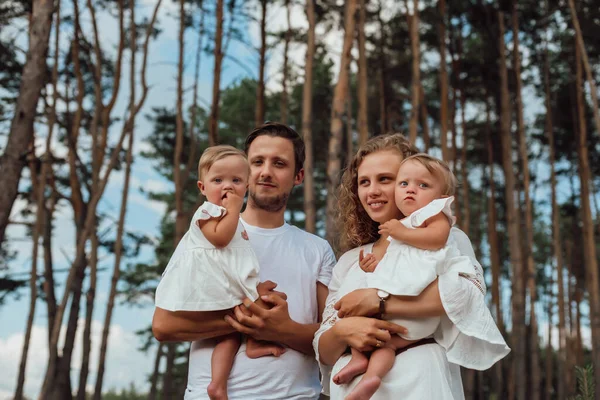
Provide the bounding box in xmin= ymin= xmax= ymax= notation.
xmin=367 ymin=196 xmax=475 ymax=340
xmin=155 ymin=202 xmax=260 ymax=311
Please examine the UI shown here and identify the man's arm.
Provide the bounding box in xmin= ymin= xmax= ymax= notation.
xmin=152 ymin=307 xmax=234 ymax=342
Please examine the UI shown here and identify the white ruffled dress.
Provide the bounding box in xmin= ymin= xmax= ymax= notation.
xmin=314 ymin=223 xmax=510 ymax=399
xmin=366 ymin=197 xmax=474 ymax=340
xmin=155 ymin=202 xmax=260 ymax=311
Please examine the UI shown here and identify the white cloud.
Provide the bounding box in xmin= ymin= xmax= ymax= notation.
xmin=0 ymin=319 xmax=154 ymax=399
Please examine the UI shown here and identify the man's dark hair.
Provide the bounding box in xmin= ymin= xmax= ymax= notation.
xmin=245 ymin=122 xmax=305 ymax=174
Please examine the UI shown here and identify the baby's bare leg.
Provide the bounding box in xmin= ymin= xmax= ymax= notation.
xmin=345 ymin=336 xmax=416 ymax=400
xmin=208 ymin=332 xmax=240 ymax=400
xmin=333 ymin=348 xmax=369 ymax=385
xmin=246 ymin=336 xmax=286 ymax=358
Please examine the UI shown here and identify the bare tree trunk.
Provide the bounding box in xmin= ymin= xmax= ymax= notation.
xmin=326 ymin=0 xmax=358 ymax=245
xmin=356 ymin=0 xmax=368 ymax=146
xmin=450 ymin=85 xmax=461 ymax=223
xmin=377 ymin=0 xmax=387 ymax=135
xmin=281 ymin=0 xmax=291 ymax=125
xmin=148 ymin=344 xmax=163 ymax=400
xmin=574 ymin=36 xmax=600 ymax=395
xmin=77 ymin=230 xmax=98 ymax=400
xmin=255 ymin=0 xmax=267 ymax=127
xmin=43 ymin=191 xmax=57 ymax=344
xmin=419 ymin=84 xmax=430 ymax=152
xmin=302 ymin=0 xmax=316 ymax=234
xmin=511 ymin=4 xmax=540 ymax=398
xmin=408 ymin=0 xmax=420 ymax=144
xmin=0 ymin=0 xmax=55 ymax=245
xmin=208 ymin=0 xmax=224 ymax=145
xmin=486 ymin=96 xmax=504 ymax=397
xmin=346 ymin=56 xmax=354 ymax=165
xmin=498 ymin=11 xmax=526 ymax=400
xmin=543 ymin=34 xmax=566 ymax=400
xmin=14 ymin=3 xmax=62 ymax=397
xmin=437 ymin=0 xmax=449 ymax=161
xmin=567 ymin=0 xmax=600 ymax=138
xmin=458 ymin=34 xmax=469 ymax=235
xmin=545 ymin=279 xmax=554 ymax=400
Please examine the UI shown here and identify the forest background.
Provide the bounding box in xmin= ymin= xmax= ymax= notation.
xmin=1 ymin=0 xmax=600 ymax=399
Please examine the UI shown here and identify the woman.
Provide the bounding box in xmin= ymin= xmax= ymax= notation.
xmin=313 ymin=134 xmax=509 ymax=399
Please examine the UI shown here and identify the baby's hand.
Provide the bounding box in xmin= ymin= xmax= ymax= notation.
xmin=359 ymin=249 xmax=378 ymax=273
xmin=378 ymin=219 xmax=406 ymax=240
xmin=222 ymin=192 xmax=244 ymax=213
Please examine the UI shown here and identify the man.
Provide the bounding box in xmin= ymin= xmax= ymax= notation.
xmin=152 ymin=122 xmax=336 ymax=399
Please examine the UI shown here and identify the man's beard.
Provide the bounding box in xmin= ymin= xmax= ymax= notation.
xmin=249 ymin=190 xmax=289 ymax=212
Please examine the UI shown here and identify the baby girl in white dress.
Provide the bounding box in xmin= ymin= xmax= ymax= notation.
xmin=335 ymin=153 xmax=484 ymax=400
xmin=155 ymin=145 xmax=283 ymax=400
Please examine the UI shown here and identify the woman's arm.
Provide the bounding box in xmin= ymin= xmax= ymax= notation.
xmin=334 ymin=280 xmax=445 ymax=319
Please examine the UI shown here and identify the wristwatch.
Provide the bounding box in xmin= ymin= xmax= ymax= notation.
xmin=377 ymin=289 xmax=390 ymax=317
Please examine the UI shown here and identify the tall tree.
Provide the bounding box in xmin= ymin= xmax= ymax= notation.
xmin=408 ymin=0 xmax=420 ymax=144
xmin=255 ymin=0 xmax=267 ymax=126
xmin=574 ymin=33 xmax=600 ymax=395
xmin=498 ymin=10 xmax=526 ymax=400
xmin=209 ymin=0 xmax=224 ymax=145
xmin=302 ymin=0 xmax=316 ymax=234
xmin=437 ymin=0 xmax=449 ymax=161
xmin=0 ymin=0 xmax=55 ymax=245
xmin=326 ymin=0 xmax=358 ymax=245
xmin=281 ymin=0 xmax=291 ymax=125
xmin=356 ymin=0 xmax=368 ymax=146
xmin=511 ymin=3 xmax=539 ymax=398
xmin=377 ymin=0 xmax=387 ymax=134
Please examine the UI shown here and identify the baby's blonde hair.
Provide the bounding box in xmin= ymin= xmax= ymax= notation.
xmin=198 ymin=145 xmax=248 ymax=180
xmin=399 ymin=153 xmax=457 ymax=196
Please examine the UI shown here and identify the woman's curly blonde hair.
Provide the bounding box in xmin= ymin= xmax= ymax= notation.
xmin=336 ymin=133 xmax=419 ymax=253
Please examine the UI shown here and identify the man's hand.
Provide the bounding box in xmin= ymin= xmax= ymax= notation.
xmin=334 ymin=288 xmax=380 ymax=318
xmin=378 ymin=219 xmax=407 ymax=240
xmin=225 ymin=294 xmax=293 ymax=342
xmin=359 ymin=249 xmax=378 ymax=273
xmin=222 ymin=192 xmax=244 ymax=213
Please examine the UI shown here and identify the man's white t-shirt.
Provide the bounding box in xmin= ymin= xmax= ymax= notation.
xmin=185 ymin=220 xmax=336 ymax=400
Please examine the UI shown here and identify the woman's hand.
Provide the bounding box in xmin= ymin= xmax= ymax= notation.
xmin=334 ymin=288 xmax=380 ymax=318
xmin=359 ymin=249 xmax=378 ymax=272
xmin=332 ymin=317 xmax=407 ymax=352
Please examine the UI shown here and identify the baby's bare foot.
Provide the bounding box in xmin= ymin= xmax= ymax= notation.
xmin=207 ymin=381 xmax=228 ymax=400
xmin=246 ymin=342 xmax=286 ymax=359
xmin=345 ymin=376 xmax=382 ymax=400
xmin=333 ymin=356 xmax=369 ymax=385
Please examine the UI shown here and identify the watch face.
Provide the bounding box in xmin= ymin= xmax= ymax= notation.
xmin=377 ymin=290 xmax=389 ymax=299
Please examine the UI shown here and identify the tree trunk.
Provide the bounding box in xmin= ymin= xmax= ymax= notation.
xmin=148 ymin=344 xmax=163 ymax=400
xmin=544 ymin=35 xmax=566 ymax=400
xmin=346 ymin=56 xmax=354 ymax=165
xmin=281 ymin=0 xmax=291 ymax=125
xmin=567 ymin=0 xmax=600 ymax=139
xmin=437 ymin=0 xmax=449 ymax=161
xmin=486 ymin=96 xmax=504 ymax=397
xmin=377 ymin=0 xmax=387 ymax=135
xmin=545 ymin=281 xmax=553 ymax=400
xmin=255 ymin=0 xmax=267 ymax=127
xmin=77 ymin=230 xmax=98 ymax=400
xmin=208 ymin=0 xmax=224 ymax=145
xmin=419 ymin=84 xmax=430 ymax=152
xmin=450 ymin=85 xmax=461 ymax=223
xmin=408 ymin=0 xmax=420 ymax=144
xmin=498 ymin=11 xmax=526 ymax=400
xmin=574 ymin=36 xmax=600 ymax=395
xmin=0 ymin=0 xmax=55 ymax=245
xmin=357 ymin=0 xmax=368 ymax=146
xmin=302 ymin=0 xmax=316 ymax=234
xmin=457 ymin=28 xmax=469 ymax=235
xmin=326 ymin=0 xmax=358 ymax=245
xmin=511 ymin=4 xmax=540 ymax=398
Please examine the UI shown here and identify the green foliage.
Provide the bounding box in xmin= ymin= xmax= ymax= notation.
xmin=570 ymin=365 xmax=596 ymax=400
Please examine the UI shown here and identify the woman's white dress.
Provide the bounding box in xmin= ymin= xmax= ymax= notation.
xmin=155 ymin=202 xmax=260 ymax=311
xmin=313 ymin=228 xmax=510 ymax=399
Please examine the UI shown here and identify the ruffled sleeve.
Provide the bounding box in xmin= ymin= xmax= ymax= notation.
xmin=196 ymin=201 xmax=227 ymax=221
xmin=410 ymin=196 xmax=456 ymax=228
xmin=434 ymin=227 xmax=510 ymax=370
xmin=313 ymin=246 xmax=364 ymax=396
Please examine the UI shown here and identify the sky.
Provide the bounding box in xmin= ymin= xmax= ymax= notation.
xmin=0 ymin=0 xmax=595 ymax=398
